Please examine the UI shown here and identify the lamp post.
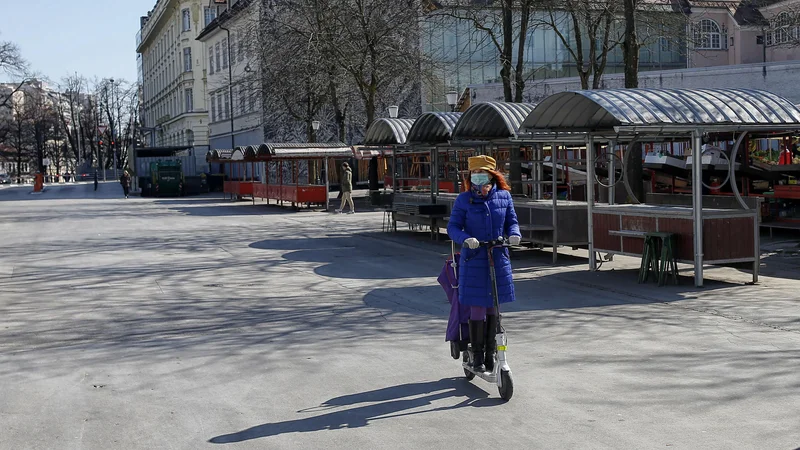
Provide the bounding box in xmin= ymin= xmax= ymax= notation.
xmin=311 ymin=120 xmax=320 ymax=143
xmin=219 ymin=25 xmax=235 ymax=150
xmin=109 ymin=78 xmax=119 ymax=180
xmin=446 ymin=91 xmax=458 ymax=112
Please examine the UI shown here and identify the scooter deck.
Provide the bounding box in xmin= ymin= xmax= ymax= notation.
xmin=462 ymin=362 xmax=498 ymax=383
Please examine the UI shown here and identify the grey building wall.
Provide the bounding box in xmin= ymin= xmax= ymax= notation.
xmin=469 ymin=60 xmax=800 ymax=105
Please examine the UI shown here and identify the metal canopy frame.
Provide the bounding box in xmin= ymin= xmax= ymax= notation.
xmin=522 ymin=88 xmax=800 ymax=287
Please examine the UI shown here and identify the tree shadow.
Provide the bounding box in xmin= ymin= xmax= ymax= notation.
xmin=208 ymin=377 xmax=501 ymax=444
xmin=249 ymin=236 xmax=442 ymax=279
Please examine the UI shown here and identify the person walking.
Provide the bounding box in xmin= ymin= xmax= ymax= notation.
xmin=120 ymin=171 xmax=131 ymax=199
xmin=93 ymin=171 xmax=98 ymax=191
xmin=336 ymin=162 xmax=355 ymax=214
xmin=446 ymin=155 xmax=521 ymax=373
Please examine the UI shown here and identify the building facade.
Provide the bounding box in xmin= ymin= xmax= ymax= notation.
xmin=196 ymin=0 xmax=263 ymax=151
xmin=136 ymin=0 xmax=211 ymax=155
xmin=420 ymin=9 xmax=687 ymax=112
xmin=688 ymin=0 xmax=800 ymax=68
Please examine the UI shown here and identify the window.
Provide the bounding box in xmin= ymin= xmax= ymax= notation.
xmin=772 ymin=12 xmax=795 ymax=45
xmin=693 ymin=19 xmax=723 ymax=50
xmin=237 ymin=33 xmax=245 ymax=62
xmin=223 ymin=92 xmax=230 ymax=120
xmin=182 ymin=9 xmax=191 ymax=32
xmin=185 ymin=88 xmax=193 ymax=112
xmin=222 ymin=38 xmax=229 ymax=69
xmin=183 ymin=48 xmax=192 ymax=72
xmin=215 ymin=42 xmax=221 ymax=72
xmin=208 ymin=46 xmax=214 ymax=74
xmin=249 ymin=87 xmax=256 ymax=112
xmin=230 ymin=36 xmax=237 ymax=64
xmin=659 ymin=37 xmax=673 ymax=53
xmin=239 ymin=84 xmax=247 ymax=114
xmin=217 ymin=94 xmax=224 ymax=120
xmin=210 ymin=93 xmax=217 ymax=121
xmin=204 ymin=7 xmax=216 ymax=27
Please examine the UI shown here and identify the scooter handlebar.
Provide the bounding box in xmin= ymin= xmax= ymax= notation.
xmin=479 ymin=237 xmax=511 ymax=248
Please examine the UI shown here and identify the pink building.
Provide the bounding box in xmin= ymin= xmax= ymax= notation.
xmin=688 ymin=0 xmax=800 ymax=68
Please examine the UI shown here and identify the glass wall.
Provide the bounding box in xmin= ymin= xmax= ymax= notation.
xmin=420 ymin=11 xmax=687 ymax=111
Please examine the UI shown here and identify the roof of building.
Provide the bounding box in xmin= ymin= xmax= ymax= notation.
xmin=196 ymin=0 xmax=256 ymax=41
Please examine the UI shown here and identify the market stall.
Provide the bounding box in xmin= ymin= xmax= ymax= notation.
xmin=223 ymin=146 xmax=258 ymax=201
xmin=444 ymin=101 xmax=591 ymax=260
xmin=254 ymin=142 xmax=353 ymax=209
xmin=363 ymin=117 xmax=415 ymax=196
xmin=386 ymin=112 xmax=462 ymax=236
xmin=524 ymin=88 xmax=800 ymax=286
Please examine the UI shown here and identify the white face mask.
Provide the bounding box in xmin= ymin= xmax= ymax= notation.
xmin=471 ymin=173 xmax=490 ymax=186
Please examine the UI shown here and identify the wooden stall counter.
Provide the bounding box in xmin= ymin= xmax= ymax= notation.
xmin=593 ymin=204 xmax=759 ymax=265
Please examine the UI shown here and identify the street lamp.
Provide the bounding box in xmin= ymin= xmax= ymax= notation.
xmin=388 ymin=105 xmax=399 ymax=119
xmin=446 ymin=91 xmax=458 ymax=112
xmin=311 ymin=120 xmax=320 ymax=143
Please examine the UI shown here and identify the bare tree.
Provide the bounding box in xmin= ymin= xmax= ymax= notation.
xmin=531 ymin=0 xmax=620 ymax=90
xmin=5 ymin=99 xmax=32 ymax=183
xmin=430 ymin=0 xmax=538 ymax=102
xmin=0 ymin=35 xmax=31 ymax=110
xmin=256 ymin=0 xmax=425 ymax=142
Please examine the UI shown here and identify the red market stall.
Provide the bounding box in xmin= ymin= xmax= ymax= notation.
xmin=222 ymin=146 xmax=259 ymax=201
xmin=254 ymin=142 xmax=353 ymax=209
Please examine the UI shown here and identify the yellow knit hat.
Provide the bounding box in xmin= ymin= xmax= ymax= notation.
xmin=468 ymin=155 xmax=496 ymax=172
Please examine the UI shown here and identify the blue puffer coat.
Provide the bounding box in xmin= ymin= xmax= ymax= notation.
xmin=447 ymin=185 xmax=521 ymax=308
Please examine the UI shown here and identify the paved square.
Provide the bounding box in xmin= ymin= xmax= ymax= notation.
xmin=1 ymin=183 xmax=799 ymax=449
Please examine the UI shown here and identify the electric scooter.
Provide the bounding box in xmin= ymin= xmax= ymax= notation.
xmin=461 ymin=237 xmax=514 ymax=401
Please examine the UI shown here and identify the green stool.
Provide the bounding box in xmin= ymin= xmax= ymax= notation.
xmin=638 ymin=232 xmax=679 ymax=286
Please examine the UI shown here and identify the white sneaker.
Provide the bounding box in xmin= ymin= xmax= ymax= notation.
xmin=346 ymin=210 xmax=355 ymax=214
xmin=334 ymin=209 xmax=342 ymax=214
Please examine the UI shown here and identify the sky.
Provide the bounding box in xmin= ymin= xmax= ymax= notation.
xmin=1 ymin=0 xmax=155 ymax=86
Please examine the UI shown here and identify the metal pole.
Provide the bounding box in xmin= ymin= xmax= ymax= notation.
xmin=430 ymin=147 xmax=436 ymax=204
xmin=587 ymin=135 xmax=596 ymax=271
xmin=551 ymin=142 xmax=558 ymax=263
xmin=609 ymin=140 xmax=616 ymax=205
xmin=324 ymin=157 xmax=330 ymax=211
xmin=220 ymin=25 xmax=235 ymax=150
xmin=692 ymin=130 xmax=704 ymax=287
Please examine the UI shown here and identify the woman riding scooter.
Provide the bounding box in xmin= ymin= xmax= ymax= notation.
xmin=447 ymin=155 xmax=521 ymax=373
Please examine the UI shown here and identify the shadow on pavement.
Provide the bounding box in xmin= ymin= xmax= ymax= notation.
xmin=249 ymin=236 xmax=441 ymax=279
xmin=208 ymin=377 xmax=500 ymax=444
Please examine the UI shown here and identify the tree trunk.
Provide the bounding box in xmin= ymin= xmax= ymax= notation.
xmin=514 ymin=1 xmax=531 ymax=102
xmin=500 ymin=0 xmax=514 ymax=102
xmin=623 ymin=0 xmax=639 ymax=88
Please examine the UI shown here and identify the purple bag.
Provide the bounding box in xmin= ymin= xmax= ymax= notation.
xmin=437 ymin=251 xmax=470 ymax=343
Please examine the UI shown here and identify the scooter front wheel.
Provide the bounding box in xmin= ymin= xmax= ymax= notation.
xmin=498 ymin=369 xmax=514 ymax=401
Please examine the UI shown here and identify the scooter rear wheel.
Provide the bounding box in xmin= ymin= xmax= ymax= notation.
xmin=463 ymin=353 xmax=475 ymax=380
xmin=498 ymin=369 xmax=514 ymax=401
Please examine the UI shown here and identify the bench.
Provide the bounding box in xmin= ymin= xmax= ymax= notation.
xmin=609 ymin=229 xmax=648 ymax=238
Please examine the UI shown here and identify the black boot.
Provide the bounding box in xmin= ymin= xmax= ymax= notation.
xmin=484 ymin=315 xmax=498 ymax=372
xmin=469 ymin=319 xmax=485 ymax=372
